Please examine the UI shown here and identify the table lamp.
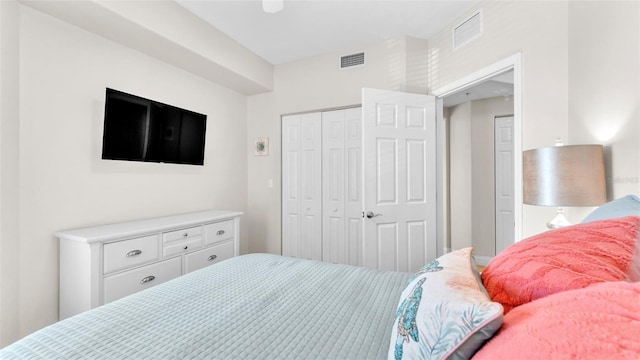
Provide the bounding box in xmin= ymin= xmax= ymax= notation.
xmin=523 ymin=143 xmax=606 ymax=229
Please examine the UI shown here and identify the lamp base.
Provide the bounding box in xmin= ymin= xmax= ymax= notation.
xmin=547 ymin=207 xmax=572 ymax=229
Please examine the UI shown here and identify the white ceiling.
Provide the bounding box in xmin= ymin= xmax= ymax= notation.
xmin=176 ymin=0 xmax=481 ymax=65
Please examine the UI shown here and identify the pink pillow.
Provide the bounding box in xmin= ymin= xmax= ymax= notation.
xmin=628 ymin=240 xmax=640 ymax=281
xmin=473 ymin=281 xmax=640 ymax=359
xmin=481 ymin=216 xmax=639 ymax=313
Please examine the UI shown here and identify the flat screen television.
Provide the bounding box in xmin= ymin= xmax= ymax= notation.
xmin=101 ymin=88 xmax=207 ymax=165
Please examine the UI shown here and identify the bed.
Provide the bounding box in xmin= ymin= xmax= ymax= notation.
xmin=2 ymin=196 xmax=640 ymax=359
xmin=0 ymin=254 xmax=412 ymax=359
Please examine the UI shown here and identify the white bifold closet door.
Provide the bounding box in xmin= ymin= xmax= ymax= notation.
xmin=282 ymin=108 xmax=362 ymax=265
xmin=282 ymin=113 xmax=323 ymax=261
xmin=282 ymin=89 xmax=437 ymax=272
xmin=321 ymin=108 xmax=363 ymax=266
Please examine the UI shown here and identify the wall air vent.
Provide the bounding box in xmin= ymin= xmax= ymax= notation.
xmin=340 ymin=52 xmax=365 ymax=69
xmin=453 ymin=9 xmax=482 ymax=50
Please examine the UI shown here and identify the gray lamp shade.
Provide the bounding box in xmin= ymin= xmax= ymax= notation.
xmin=523 ymin=144 xmax=606 ymax=206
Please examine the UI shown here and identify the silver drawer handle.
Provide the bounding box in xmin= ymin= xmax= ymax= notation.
xmin=216 ymin=230 xmax=225 ymax=236
xmin=140 ymin=275 xmax=155 ymax=284
xmin=126 ymin=250 xmax=142 ymax=257
xmin=207 ymin=255 xmax=218 ymax=261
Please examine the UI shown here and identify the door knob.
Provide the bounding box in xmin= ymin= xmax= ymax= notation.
xmin=366 ymin=211 xmax=382 ymax=219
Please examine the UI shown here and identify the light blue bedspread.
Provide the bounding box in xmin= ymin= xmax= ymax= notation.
xmin=1 ymin=254 xmax=410 ymax=359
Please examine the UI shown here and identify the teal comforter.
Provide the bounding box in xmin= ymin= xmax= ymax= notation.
xmin=1 ymin=254 xmax=410 ymax=359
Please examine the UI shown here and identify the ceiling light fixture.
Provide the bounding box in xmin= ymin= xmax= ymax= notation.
xmin=263 ymin=0 xmax=283 ymax=13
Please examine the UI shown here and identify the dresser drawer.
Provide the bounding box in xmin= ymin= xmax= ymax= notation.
xmin=103 ymin=257 xmax=181 ymax=304
xmin=103 ymin=234 xmax=159 ymax=274
xmin=162 ymin=226 xmax=202 ymax=243
xmin=163 ymin=237 xmax=203 ymax=258
xmin=185 ymin=240 xmax=234 ymax=273
xmin=205 ymin=220 xmax=234 ymax=246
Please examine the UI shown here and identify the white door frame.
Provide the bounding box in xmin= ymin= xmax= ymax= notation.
xmin=431 ymin=53 xmax=523 ymax=255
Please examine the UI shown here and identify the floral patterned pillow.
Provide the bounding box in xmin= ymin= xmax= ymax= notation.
xmin=388 ymin=247 xmax=503 ymax=360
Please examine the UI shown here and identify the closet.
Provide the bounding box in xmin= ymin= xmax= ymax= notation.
xmin=282 ymin=108 xmax=362 ymax=266
xmin=281 ymin=89 xmax=438 ymax=272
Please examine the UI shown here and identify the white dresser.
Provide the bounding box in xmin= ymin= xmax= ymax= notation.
xmin=57 ymin=210 xmax=242 ymax=319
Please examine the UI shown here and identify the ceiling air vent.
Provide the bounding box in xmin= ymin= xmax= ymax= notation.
xmin=453 ymin=9 xmax=482 ymax=50
xmin=340 ymin=52 xmax=365 ymax=69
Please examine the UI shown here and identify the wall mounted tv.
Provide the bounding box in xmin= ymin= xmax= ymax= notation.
xmin=101 ymin=88 xmax=207 ymax=165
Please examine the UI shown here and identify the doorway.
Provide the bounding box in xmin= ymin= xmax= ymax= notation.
xmin=432 ymin=54 xmax=522 ymax=264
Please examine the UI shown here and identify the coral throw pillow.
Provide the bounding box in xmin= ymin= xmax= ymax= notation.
xmin=628 ymin=238 xmax=640 ymax=282
xmin=473 ymin=281 xmax=640 ymax=359
xmin=481 ymin=216 xmax=639 ymax=313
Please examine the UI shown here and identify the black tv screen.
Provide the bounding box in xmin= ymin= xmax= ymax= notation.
xmin=102 ymin=88 xmax=207 ymax=165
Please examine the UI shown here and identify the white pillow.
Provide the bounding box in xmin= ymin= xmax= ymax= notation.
xmin=388 ymin=247 xmax=503 ymax=360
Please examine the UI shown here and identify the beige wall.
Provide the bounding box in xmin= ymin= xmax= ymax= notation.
xmin=246 ymin=37 xmax=428 ymax=254
xmin=428 ymin=1 xmax=569 ymax=238
xmin=2 ymin=5 xmax=249 ymax=342
xmin=429 ymin=1 xmax=640 ymax=234
xmin=447 ymin=102 xmax=472 ymax=251
xmin=567 ymin=1 xmax=640 ymax=222
xmin=429 ymin=1 xmax=568 ymax=237
xmin=0 ymin=0 xmax=21 ymax=346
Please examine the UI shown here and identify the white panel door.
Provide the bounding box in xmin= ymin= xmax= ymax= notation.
xmin=362 ymin=89 xmax=437 ymax=272
xmin=495 ymin=116 xmax=514 ymax=254
xmin=282 ymin=113 xmax=322 ymax=261
xmin=322 ymin=108 xmax=363 ymax=266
